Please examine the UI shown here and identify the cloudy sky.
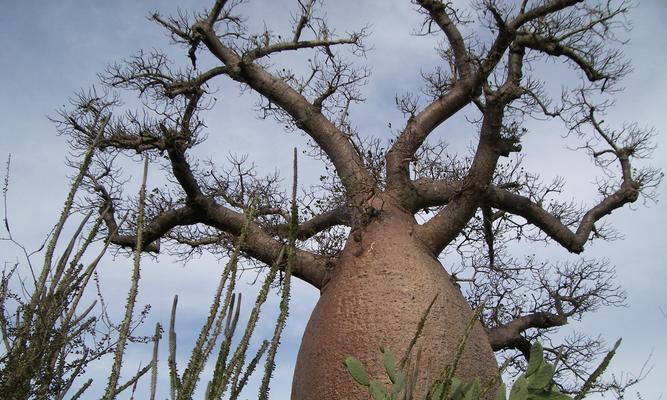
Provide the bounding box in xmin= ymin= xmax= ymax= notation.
xmin=1 ymin=0 xmax=665 ymax=398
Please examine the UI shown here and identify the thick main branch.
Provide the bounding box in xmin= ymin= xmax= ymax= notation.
xmin=416 ymin=100 xmax=507 ymax=254
xmin=487 ymin=312 xmax=568 ymax=352
xmin=192 ymin=21 xmax=374 ymax=208
xmin=415 ymin=0 xmax=471 ymax=79
xmin=484 ymin=181 xmax=639 ymax=253
xmin=267 ymin=205 xmax=351 ymax=241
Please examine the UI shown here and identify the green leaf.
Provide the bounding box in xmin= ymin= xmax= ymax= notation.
xmin=369 ymin=380 xmax=388 ymax=400
xmin=391 ymin=372 xmax=406 ymax=395
xmin=430 ymin=381 xmax=444 ymax=400
xmin=462 ymin=379 xmax=481 ymax=400
xmin=495 ymin=382 xmax=507 ymax=400
xmin=527 ymin=363 xmax=555 ymax=389
xmin=382 ymin=347 xmax=398 ymax=384
xmin=450 ymin=380 xmax=465 ymax=400
xmin=526 ymin=342 xmax=544 ymax=377
xmin=344 ymin=356 xmax=370 ymax=386
xmin=509 ymin=376 xmax=528 ymax=400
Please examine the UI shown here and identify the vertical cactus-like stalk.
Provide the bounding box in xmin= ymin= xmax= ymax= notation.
xmin=103 ymin=156 xmax=149 ymax=399
xmin=177 ymin=200 xmax=256 ymax=399
xmin=400 ymin=295 xmax=438 ymax=370
xmin=69 ymin=379 xmax=93 ymax=400
xmin=258 ymin=148 xmax=298 ymax=400
xmin=437 ymin=303 xmax=485 ymax=399
xmin=1 ymin=131 xmax=106 ymax=399
xmin=150 ymin=322 xmax=161 ymax=400
xmin=207 ymin=246 xmax=285 ymax=399
xmin=574 ymin=339 xmax=622 ymax=400
xmin=38 ymin=122 xmax=105 ymax=299
xmin=168 ymin=295 xmax=179 ymax=400
xmin=232 ymin=340 xmax=269 ymax=398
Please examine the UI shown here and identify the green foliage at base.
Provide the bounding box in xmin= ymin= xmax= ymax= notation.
xmin=345 ymin=341 xmax=618 ymax=400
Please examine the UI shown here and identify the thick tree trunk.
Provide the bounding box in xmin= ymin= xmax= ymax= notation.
xmin=291 ymin=208 xmax=498 ymax=399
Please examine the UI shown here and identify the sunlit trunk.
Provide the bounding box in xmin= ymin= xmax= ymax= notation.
xmin=291 ymin=208 xmax=497 ymax=399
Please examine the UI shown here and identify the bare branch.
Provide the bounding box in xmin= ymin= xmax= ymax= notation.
xmin=487 ymin=312 xmax=567 ymax=352
xmin=411 ymin=178 xmax=464 ymax=211
xmin=484 ymin=179 xmax=637 ymax=253
xmin=243 ymin=36 xmax=362 ymax=63
xmin=515 ymin=33 xmax=606 ymax=82
xmin=191 ymin=21 xmax=374 ymax=206
xmin=207 ymin=0 xmax=230 ymax=26
xmin=293 ymin=0 xmax=316 ymax=42
xmin=266 ymin=205 xmax=351 ymax=240
xmin=415 ymin=0 xmax=472 ymax=79
xmin=416 ymin=97 xmax=517 ymax=254
xmin=385 ymin=80 xmax=479 ymax=202
xmin=512 ymin=0 xmax=584 ymax=28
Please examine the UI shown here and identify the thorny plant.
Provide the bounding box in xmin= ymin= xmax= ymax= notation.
xmin=0 ymin=137 xmax=153 ymax=399
xmin=0 ymin=146 xmax=301 ymax=399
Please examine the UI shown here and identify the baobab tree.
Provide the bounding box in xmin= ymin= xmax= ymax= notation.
xmin=56 ymin=0 xmax=660 ymax=398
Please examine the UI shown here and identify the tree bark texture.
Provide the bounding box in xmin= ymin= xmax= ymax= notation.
xmin=292 ymin=206 xmax=497 ymax=399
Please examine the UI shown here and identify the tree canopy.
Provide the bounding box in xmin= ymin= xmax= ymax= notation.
xmin=5 ymin=0 xmax=663 ymax=397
